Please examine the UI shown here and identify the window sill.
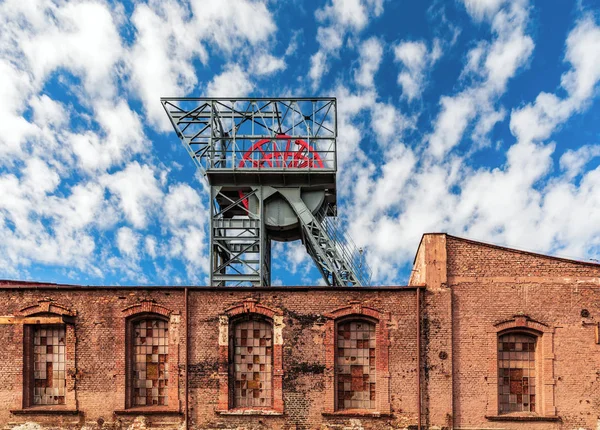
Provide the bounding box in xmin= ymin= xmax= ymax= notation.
xmin=486 ymin=414 xmax=561 ymax=422
xmin=216 ymin=409 xmax=284 ymax=416
xmin=114 ymin=408 xmax=182 ymax=415
xmin=323 ymin=410 xmax=391 ymax=418
xmin=11 ymin=407 xmax=79 ymax=415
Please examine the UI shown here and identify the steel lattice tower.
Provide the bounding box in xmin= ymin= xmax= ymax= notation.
xmin=162 ymin=98 xmax=370 ymax=287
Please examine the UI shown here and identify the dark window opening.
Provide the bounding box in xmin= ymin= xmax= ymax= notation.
xmin=336 ymin=320 xmax=376 ymax=410
xmin=132 ymin=318 xmax=169 ymax=406
xmin=232 ymin=318 xmax=273 ymax=408
xmin=498 ymin=333 xmax=536 ymax=414
xmin=32 ymin=326 xmax=66 ymax=405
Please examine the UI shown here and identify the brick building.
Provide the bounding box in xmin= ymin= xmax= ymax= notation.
xmin=1 ymin=233 xmax=599 ymax=429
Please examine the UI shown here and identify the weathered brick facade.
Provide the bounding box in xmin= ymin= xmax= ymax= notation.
xmin=0 ymin=233 xmax=599 ymax=429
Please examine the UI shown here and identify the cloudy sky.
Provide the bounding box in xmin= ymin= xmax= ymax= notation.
xmin=1 ymin=0 xmax=600 ymax=286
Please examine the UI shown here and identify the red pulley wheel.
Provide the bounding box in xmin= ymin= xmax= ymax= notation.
xmin=238 ymin=134 xmax=324 ymax=209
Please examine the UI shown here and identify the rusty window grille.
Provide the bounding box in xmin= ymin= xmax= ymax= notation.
xmin=498 ymin=333 xmax=536 ymax=414
xmin=232 ymin=318 xmax=273 ymax=408
xmin=336 ymin=320 xmax=376 ymax=410
xmin=33 ymin=326 xmax=66 ymax=405
xmin=132 ymin=318 xmax=169 ymax=406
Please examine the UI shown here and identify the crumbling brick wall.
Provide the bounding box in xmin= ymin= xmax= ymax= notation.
xmin=0 ymin=285 xmax=420 ymax=429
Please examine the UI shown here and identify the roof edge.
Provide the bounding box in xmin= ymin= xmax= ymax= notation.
xmin=445 ymin=234 xmax=600 ymax=268
xmin=0 ymin=280 xmax=416 ymax=292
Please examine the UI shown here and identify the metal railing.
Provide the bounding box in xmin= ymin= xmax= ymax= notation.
xmin=161 ymin=98 xmax=337 ymax=176
xmin=316 ymin=204 xmax=372 ymax=286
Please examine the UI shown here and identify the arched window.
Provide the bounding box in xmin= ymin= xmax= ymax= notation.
xmin=231 ymin=316 xmax=273 ymax=408
xmin=32 ymin=326 xmax=67 ymax=405
xmin=131 ymin=317 xmax=169 ymax=406
xmin=336 ymin=319 xmax=377 ymax=410
xmin=498 ymin=332 xmax=537 ymax=414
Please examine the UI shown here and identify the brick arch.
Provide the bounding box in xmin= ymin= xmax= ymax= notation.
xmin=122 ymin=300 xmax=172 ymax=318
xmin=19 ymin=299 xmax=75 ymax=317
xmin=494 ymin=315 xmax=552 ymax=334
xmin=323 ymin=302 xmax=391 ymax=415
xmin=323 ymin=303 xmax=386 ymax=322
xmin=224 ymin=298 xmax=283 ymax=319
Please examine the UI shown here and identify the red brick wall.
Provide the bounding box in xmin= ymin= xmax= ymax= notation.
xmin=446 ymin=235 xmax=600 ymax=430
xmin=0 ymin=286 xmax=420 ymax=429
xmin=3 ymin=234 xmax=600 ymax=429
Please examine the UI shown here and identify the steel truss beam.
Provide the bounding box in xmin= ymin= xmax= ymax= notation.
xmin=161 ymin=98 xmax=337 ymax=178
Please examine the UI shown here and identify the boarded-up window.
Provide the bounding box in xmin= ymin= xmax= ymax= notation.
xmin=133 ymin=319 xmax=169 ymax=406
xmin=336 ymin=320 xmax=376 ymax=410
xmin=33 ymin=326 xmax=66 ymax=405
xmin=232 ymin=318 xmax=273 ymax=408
xmin=498 ymin=333 xmax=536 ymax=414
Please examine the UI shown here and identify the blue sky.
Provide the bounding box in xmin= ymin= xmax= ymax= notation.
xmin=1 ymin=0 xmax=600 ymax=286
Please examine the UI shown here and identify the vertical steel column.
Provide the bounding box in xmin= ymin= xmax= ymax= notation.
xmin=209 ymin=187 xmax=215 ymax=286
xmin=258 ymin=187 xmax=268 ymax=286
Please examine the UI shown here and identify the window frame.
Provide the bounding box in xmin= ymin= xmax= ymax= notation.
xmin=334 ymin=317 xmax=378 ymax=411
xmin=497 ymin=330 xmax=539 ymax=414
xmin=126 ymin=313 xmax=171 ymax=409
xmin=120 ymin=300 xmax=179 ymax=413
xmin=28 ymin=324 xmax=68 ymax=406
xmin=485 ymin=316 xmax=558 ymax=421
xmin=14 ymin=300 xmax=77 ymax=413
xmin=323 ymin=303 xmax=391 ymax=416
xmin=217 ymin=299 xmax=284 ymax=415
xmin=229 ymin=314 xmax=275 ymax=409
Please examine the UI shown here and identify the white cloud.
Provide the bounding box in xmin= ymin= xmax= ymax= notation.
xmin=310 ymin=0 xmax=384 ymax=90
xmin=559 ymin=145 xmax=600 ymax=180
xmin=510 ymin=15 xmax=600 ymax=144
xmin=206 ymin=63 xmax=254 ymax=97
xmin=30 ymin=95 xmax=69 ymax=130
xmin=145 ymin=236 xmax=158 ymax=259
xmin=0 ymin=159 xmax=102 ymax=273
xmin=428 ymin=94 xmax=477 ymax=158
xmin=462 ymin=0 xmax=507 ymax=22
xmin=355 ymin=37 xmax=384 ymax=88
xmin=370 ymin=102 xmax=411 ymax=146
xmin=561 ymin=16 xmax=600 ymax=101
xmin=128 ymin=0 xmax=276 ymax=129
xmin=426 ymin=0 xmax=533 ymax=157
xmin=17 ymin=1 xmax=123 ymax=97
xmin=316 ymin=0 xmax=371 ymax=31
xmin=285 ymin=241 xmax=312 ymax=275
xmin=251 ymin=53 xmax=286 ymax=76
xmin=70 ymin=100 xmax=145 ymax=172
xmin=102 ymin=162 xmax=163 ymax=229
xmin=343 ymin=12 xmax=600 ymax=283
xmin=117 ymin=227 xmax=140 ymax=258
xmin=309 ymin=52 xmax=328 ymax=89
xmin=394 ymin=39 xmax=442 ymax=100
xmin=163 ymin=184 xmax=208 ymax=274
